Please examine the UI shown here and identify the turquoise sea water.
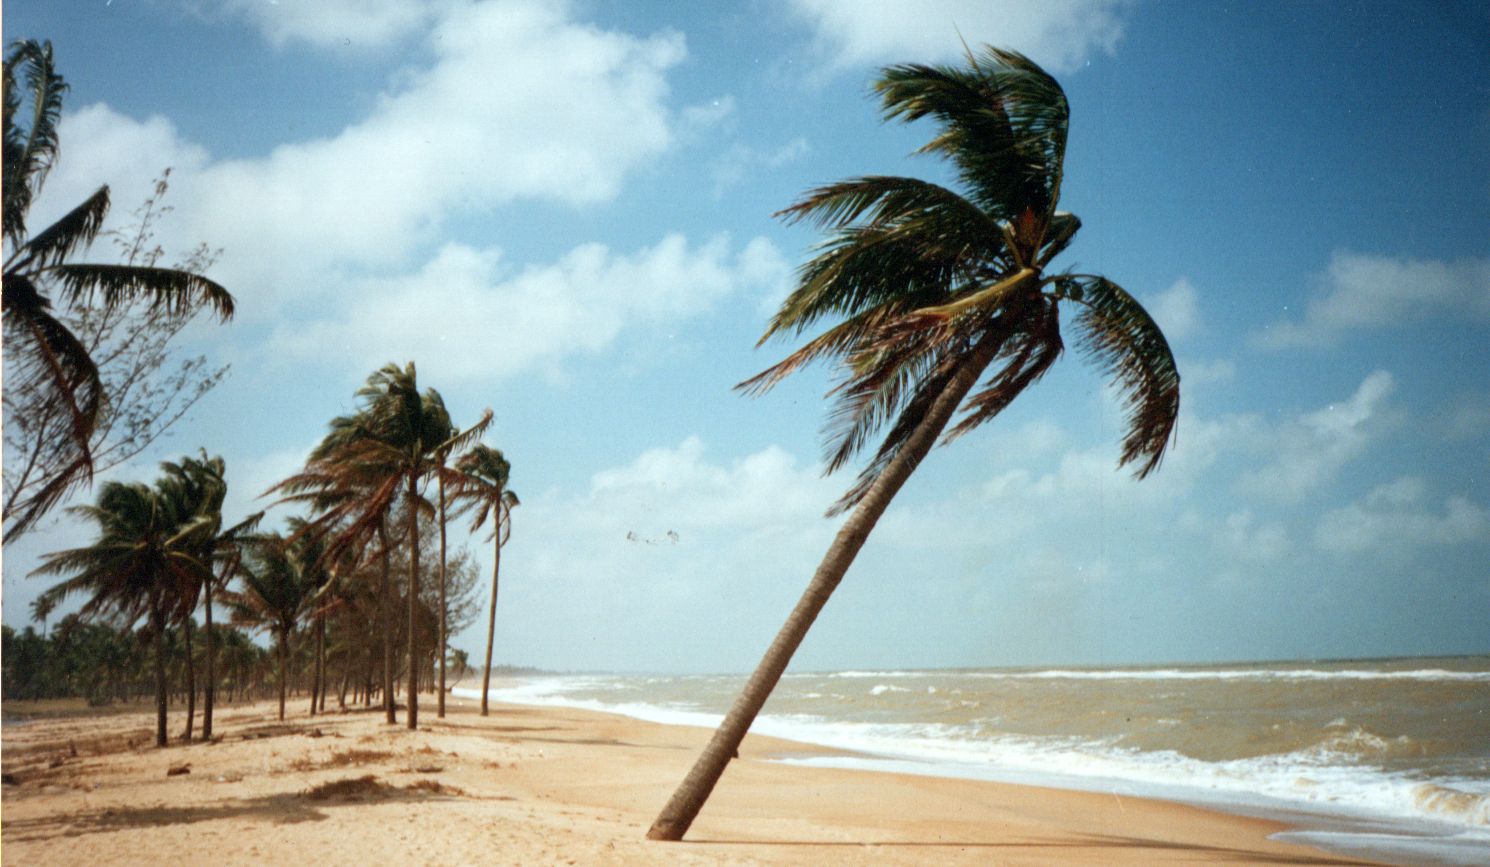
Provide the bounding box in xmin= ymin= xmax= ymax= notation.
xmin=459 ymin=656 xmax=1490 ymax=865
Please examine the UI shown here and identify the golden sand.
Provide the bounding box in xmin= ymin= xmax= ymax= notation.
xmin=1 ymin=694 xmax=1376 ymax=865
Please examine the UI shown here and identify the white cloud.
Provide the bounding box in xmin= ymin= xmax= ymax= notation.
xmin=1316 ymin=477 xmax=1490 ymax=553
xmin=1238 ymin=370 xmax=1395 ymax=502
xmin=1146 ymin=277 xmax=1201 ymax=341
xmin=38 ymin=0 xmax=689 ymax=309
xmin=269 ymin=233 xmax=791 ymax=382
xmin=711 ymin=136 xmax=810 ymax=197
xmin=33 ymin=106 xmax=210 ymax=241
xmin=214 ymin=0 xmax=446 ymax=49
xmin=784 ymin=0 xmax=1132 ymax=74
xmin=1216 ymin=510 xmax=1292 ymax=562
xmin=1258 ymin=251 xmax=1490 ymax=348
xmin=491 ymin=437 xmax=841 ymax=669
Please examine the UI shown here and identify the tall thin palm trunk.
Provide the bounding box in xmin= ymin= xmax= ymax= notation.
xmin=309 ymin=614 xmax=324 ymax=715
xmin=647 ymin=332 xmax=1003 ymax=840
xmin=152 ymin=604 xmax=169 ymax=748
xmin=480 ymin=518 xmax=502 ymax=717
xmin=276 ymin=629 xmax=288 ymax=721
xmin=406 ymin=473 xmax=421 ymax=730
xmin=378 ymin=521 xmax=396 ymax=724
xmin=203 ymin=559 xmax=228 ymax=739
xmin=182 ymin=617 xmax=195 ymax=742
xmin=437 ymin=473 xmax=448 ymax=718
xmin=316 ymin=616 xmax=327 ymax=712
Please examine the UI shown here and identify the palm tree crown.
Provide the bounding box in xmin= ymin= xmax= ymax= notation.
xmin=2 ymin=39 xmax=235 ymax=541
xmin=745 ymin=47 xmax=1178 ymax=510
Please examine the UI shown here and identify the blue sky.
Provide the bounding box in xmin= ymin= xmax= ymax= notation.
xmin=4 ymin=0 xmax=1488 ymax=672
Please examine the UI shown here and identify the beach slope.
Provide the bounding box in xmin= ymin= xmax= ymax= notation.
xmin=1 ymin=696 xmax=1375 ymax=865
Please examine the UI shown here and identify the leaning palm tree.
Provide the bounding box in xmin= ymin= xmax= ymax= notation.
xmin=647 ymin=47 xmax=1180 ymax=840
xmin=2 ymin=40 xmax=233 ymax=541
xmin=450 ymin=444 xmax=518 ymax=717
xmin=30 ymin=479 xmax=216 ymax=746
xmin=224 ymin=531 xmax=313 ymax=721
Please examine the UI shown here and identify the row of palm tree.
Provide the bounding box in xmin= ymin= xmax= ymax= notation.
xmin=272 ymin=361 xmax=517 ymax=730
xmin=28 ymin=366 xmax=519 ymax=744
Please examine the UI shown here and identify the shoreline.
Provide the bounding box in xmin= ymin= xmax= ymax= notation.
xmin=2 ymin=694 xmax=1382 ymax=865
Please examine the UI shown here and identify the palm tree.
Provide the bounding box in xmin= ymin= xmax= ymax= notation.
xmin=448 ymin=647 xmax=471 ymax=691
xmin=451 ymin=444 xmax=519 ymax=717
xmin=31 ymin=479 xmax=216 ymax=746
xmin=646 ymin=47 xmax=1180 ymax=840
xmin=272 ymin=363 xmax=488 ymax=729
xmin=2 ymin=40 xmax=234 ymax=541
xmin=224 ymin=532 xmax=313 ymax=721
xmin=156 ymin=451 xmax=260 ymax=741
xmin=421 ymin=392 xmax=458 ymax=719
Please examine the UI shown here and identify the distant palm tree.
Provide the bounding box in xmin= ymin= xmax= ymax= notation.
xmin=448 ymin=647 xmax=471 ymax=690
xmin=31 ymin=479 xmax=216 ymax=746
xmin=2 ymin=40 xmax=233 ymax=541
xmin=224 ymin=531 xmax=313 ymax=721
xmin=451 ymin=444 xmax=519 ymax=717
xmin=647 ymin=47 xmax=1181 ymax=840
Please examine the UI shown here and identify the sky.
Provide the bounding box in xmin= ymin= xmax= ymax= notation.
xmin=3 ymin=0 xmax=1488 ymax=673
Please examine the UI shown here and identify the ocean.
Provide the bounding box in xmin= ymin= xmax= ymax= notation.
xmin=459 ymin=656 xmax=1490 ymax=866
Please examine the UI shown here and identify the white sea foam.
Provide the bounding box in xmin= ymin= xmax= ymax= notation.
xmin=468 ymin=668 xmax=1490 ymax=865
xmin=828 ymin=667 xmax=1490 ymax=683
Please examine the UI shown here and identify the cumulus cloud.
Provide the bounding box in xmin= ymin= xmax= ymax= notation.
xmin=1257 ymin=251 xmax=1490 ymax=348
xmin=38 ymin=0 xmax=690 ymax=308
xmin=711 ymin=136 xmax=810 ymax=198
xmin=1238 ymin=370 xmax=1395 ymax=502
xmin=1316 ymin=477 xmax=1490 ymax=553
xmin=1145 ymin=277 xmax=1201 ymax=341
xmin=212 ymin=0 xmax=446 ymax=49
xmin=1216 ymin=510 xmax=1292 ymax=562
xmin=492 ymin=437 xmax=841 ymax=670
xmin=268 ymin=233 xmax=792 ymax=383
xmin=783 ymin=0 xmax=1132 ymax=74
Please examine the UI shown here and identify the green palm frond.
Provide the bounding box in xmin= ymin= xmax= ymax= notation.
xmin=8 ymin=186 xmax=109 ymax=272
xmin=1057 ymin=275 xmax=1181 ymax=478
xmin=875 ymin=46 xmax=1068 ymax=224
xmin=3 ymin=39 xmax=67 ymax=247
xmin=49 ymin=264 xmax=234 ymax=320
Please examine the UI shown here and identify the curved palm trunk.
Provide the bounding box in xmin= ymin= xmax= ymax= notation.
xmin=152 ymin=604 xmax=169 ymax=748
xmin=646 ymin=331 xmax=1004 ymax=841
xmin=182 ymin=617 xmax=196 ymax=742
xmin=437 ymin=474 xmax=448 ymax=718
xmin=378 ymin=521 xmax=396 ymax=725
xmin=480 ymin=514 xmax=502 ymax=717
xmin=406 ymin=472 xmax=421 ymax=730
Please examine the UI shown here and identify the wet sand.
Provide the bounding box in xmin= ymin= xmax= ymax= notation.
xmin=1 ymin=694 xmax=1377 ymax=865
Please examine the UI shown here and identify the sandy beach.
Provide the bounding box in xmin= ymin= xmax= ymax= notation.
xmin=1 ymin=694 xmax=1378 ymax=866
